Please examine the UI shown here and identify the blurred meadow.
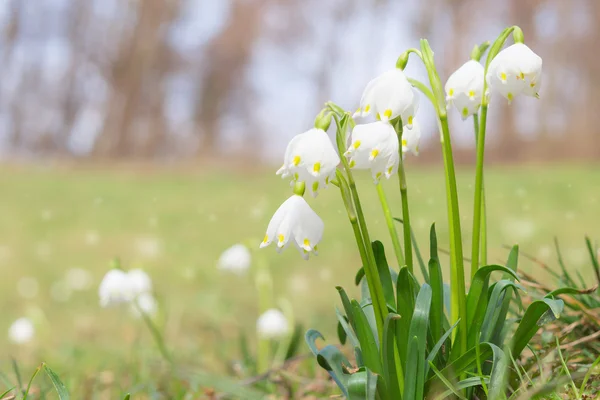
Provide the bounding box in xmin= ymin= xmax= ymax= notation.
xmin=0 ymin=0 xmax=600 ymax=397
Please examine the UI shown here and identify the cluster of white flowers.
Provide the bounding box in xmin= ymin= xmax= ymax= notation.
xmin=217 ymin=244 xmax=252 ymax=275
xmin=445 ymin=42 xmax=542 ymax=118
xmin=98 ymin=268 xmax=157 ymax=317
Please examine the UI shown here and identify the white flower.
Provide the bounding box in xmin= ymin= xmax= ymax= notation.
xmin=402 ymin=121 xmax=422 ymax=157
xmin=354 ymin=69 xmax=419 ymax=127
xmin=8 ymin=317 xmax=34 ymax=344
xmin=445 ymin=60 xmax=484 ymax=119
xmin=127 ymin=269 xmax=152 ymax=296
xmin=276 ymin=128 xmax=340 ymax=197
xmin=256 ymin=309 xmax=290 ymax=339
xmin=345 ymin=121 xmax=399 ymax=182
xmin=259 ymin=195 xmax=324 ymax=260
xmin=98 ymin=269 xmax=133 ymax=307
xmin=217 ymin=244 xmax=251 ymax=275
xmin=486 ymin=43 xmax=542 ymax=103
xmin=130 ymin=292 xmax=158 ymax=318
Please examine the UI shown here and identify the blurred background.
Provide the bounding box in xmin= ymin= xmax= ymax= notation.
xmin=0 ymin=0 xmax=599 ymax=396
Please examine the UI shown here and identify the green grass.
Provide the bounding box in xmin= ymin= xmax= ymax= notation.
xmin=0 ymin=164 xmax=598 ymax=396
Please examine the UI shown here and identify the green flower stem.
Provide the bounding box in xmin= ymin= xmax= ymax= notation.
xmin=396 ymin=124 xmax=413 ymax=273
xmin=135 ymin=301 xmax=174 ymax=365
xmin=439 ymin=115 xmax=467 ymax=354
xmin=376 ymin=182 xmax=405 ymax=268
xmin=471 ymin=105 xmax=488 ymax=278
xmin=472 ymin=113 xmax=488 ymax=267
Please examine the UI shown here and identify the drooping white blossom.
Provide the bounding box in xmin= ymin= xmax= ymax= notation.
xmin=486 ymin=43 xmax=542 ymax=103
xmin=217 ymin=244 xmax=252 ymax=275
xmin=130 ymin=292 xmax=158 ymax=318
xmin=256 ymin=308 xmax=290 ymax=339
xmin=259 ymin=195 xmax=324 ymax=260
xmin=401 ymin=121 xmax=422 ymax=157
xmin=98 ymin=269 xmax=134 ymax=307
xmin=345 ymin=121 xmax=400 ymax=182
xmin=127 ymin=268 xmax=153 ymax=297
xmin=8 ymin=317 xmax=35 ymax=344
xmin=276 ymin=128 xmax=340 ymax=197
xmin=445 ymin=60 xmax=484 ymax=119
xmin=354 ymin=69 xmax=419 ymax=126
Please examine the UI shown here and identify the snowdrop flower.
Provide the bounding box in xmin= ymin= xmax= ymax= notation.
xmin=401 ymin=121 xmax=422 ymax=157
xmin=8 ymin=317 xmax=34 ymax=344
xmin=127 ymin=269 xmax=152 ymax=297
xmin=256 ymin=309 xmax=290 ymax=339
xmin=217 ymin=244 xmax=251 ymax=275
xmin=130 ymin=292 xmax=158 ymax=318
xmin=276 ymin=128 xmax=340 ymax=197
xmin=486 ymin=43 xmax=542 ymax=103
xmin=345 ymin=121 xmax=399 ymax=182
xmin=445 ymin=60 xmax=484 ymax=119
xmin=354 ymin=69 xmax=419 ymax=127
xmin=260 ymin=195 xmax=324 ymax=260
xmin=98 ymin=269 xmax=133 ymax=307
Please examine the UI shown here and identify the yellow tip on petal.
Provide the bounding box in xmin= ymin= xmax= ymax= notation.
xmin=303 ymin=238 xmax=310 ymax=247
xmin=402 ymin=139 xmax=407 ymax=147
xmin=376 ymin=172 xmax=382 ymax=180
xmin=294 ymin=172 xmax=299 ymax=180
xmin=376 ymin=112 xmax=381 ymax=121
xmin=387 ymin=166 xmax=393 ymax=175
xmin=313 ymin=162 xmax=321 ymax=173
xmin=370 ymin=149 xmax=379 ymax=159
xmin=408 ymin=115 xmax=413 ymax=125
xmin=462 ymin=107 xmax=469 ymax=117
xmin=325 ymin=176 xmax=329 ymax=184
xmin=364 ymin=104 xmax=371 ymax=112
xmin=507 ymin=93 xmax=513 ymax=102
xmin=468 ymin=90 xmax=475 ymax=99
xmin=312 ymin=181 xmax=319 ymax=192
xmin=278 ymin=234 xmax=285 ymax=244
xmin=500 ymin=72 xmax=507 ymax=82
xmin=292 ymin=155 xmax=301 ymax=166
xmin=349 ymin=160 xmax=356 ymax=168
xmin=518 ymin=72 xmax=525 ymax=80
xmin=530 ymin=82 xmax=536 ymax=88
xmin=353 ymin=140 xmax=361 ymax=149
xmin=263 ymin=235 xmax=269 ymax=243
xmin=383 ymin=109 xmax=392 ymax=119
xmin=448 ymin=88 xmax=454 ymax=96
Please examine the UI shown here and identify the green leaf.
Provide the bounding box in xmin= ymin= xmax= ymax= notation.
xmin=490 ymin=246 xmax=521 ymax=347
xmin=585 ymin=236 xmax=600 ymax=288
xmin=432 ymin=377 xmax=490 ymax=400
xmin=467 ymin=264 xmax=519 ymax=326
xmin=425 ymin=319 xmax=460 ymax=378
xmin=428 ymin=224 xmax=445 ymax=353
xmin=351 ymin=300 xmax=382 ymax=374
xmin=428 ymin=344 xmax=492 ymax=385
xmin=0 ymin=388 xmax=14 ymax=399
xmin=348 ymin=368 xmax=380 ymax=400
xmin=372 ymin=241 xmax=397 ymax=312
xmin=355 ymin=267 xmax=366 ymax=286
xmin=11 ymin=359 xmax=22 ymax=396
xmin=43 ymin=364 xmax=70 ymax=400
xmin=337 ymin=286 xmax=357 ymax=331
xmin=579 ymin=353 xmax=600 ymax=394
xmin=428 ymin=361 xmax=467 ymax=400
xmin=316 ymin=345 xmax=351 ymax=397
xmin=545 ymin=286 xmax=597 ymax=298
xmin=396 ymin=267 xmax=418 ymax=369
xmin=305 ymin=329 xmax=325 ymax=356
xmin=510 ymin=298 xmax=564 ymax=359
xmin=123 ymin=395 xmax=131 ymax=400
xmin=404 ymin=284 xmax=432 ymax=400
xmin=383 ymin=313 xmax=403 ymax=400
xmin=487 ymin=344 xmax=509 ymax=400
xmin=480 ymin=280 xmax=524 ymax=344
xmin=337 ymin=308 xmax=359 ymax=348
xmin=285 ymin=323 xmax=303 ymax=360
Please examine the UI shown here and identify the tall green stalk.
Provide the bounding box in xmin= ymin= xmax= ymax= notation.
xmin=471 ymin=105 xmax=488 ymax=278
xmin=473 ymin=113 xmax=488 ymax=267
xmin=376 ymin=182 xmax=405 ymax=268
xmin=397 ymin=128 xmax=413 ymax=273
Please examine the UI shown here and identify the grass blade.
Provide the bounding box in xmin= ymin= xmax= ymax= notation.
xmin=428 ymin=361 xmax=467 ymax=400
xmin=585 ymin=236 xmax=600 ymax=288
xmin=43 ymin=364 xmax=70 ymax=400
xmin=383 ymin=313 xmax=403 ymax=399
xmin=579 ymin=353 xmax=600 ymax=394
xmin=510 ymin=298 xmax=564 ymax=359
xmin=11 ymin=359 xmax=23 ymax=396
xmin=372 ymin=240 xmax=397 ymax=311
xmin=428 ymin=224 xmax=445 ymax=352
xmin=404 ymin=284 xmax=432 ymax=400
xmin=487 ymin=344 xmax=508 ymax=400
xmin=396 ymin=267 xmax=418 ymax=370
xmin=425 ymin=319 xmax=460 ymax=378
xmin=351 ymin=300 xmax=382 ymax=374
xmin=22 ymin=363 xmax=43 ymax=400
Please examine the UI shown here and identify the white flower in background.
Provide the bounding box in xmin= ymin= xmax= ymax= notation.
xmin=401 ymin=121 xmax=422 ymax=157
xmin=98 ymin=269 xmax=133 ymax=307
xmin=8 ymin=317 xmax=34 ymax=344
xmin=50 ymin=280 xmax=72 ymax=303
xmin=486 ymin=43 xmax=542 ymax=103
xmin=345 ymin=121 xmax=399 ymax=182
xmin=445 ymin=60 xmax=484 ymax=119
xmin=354 ymin=69 xmax=419 ymax=126
xmin=65 ymin=268 xmax=93 ymax=291
xmin=256 ymin=309 xmax=290 ymax=339
xmin=127 ymin=268 xmax=152 ymax=296
xmin=260 ymin=195 xmax=324 ymax=260
xmin=130 ymin=292 xmax=158 ymax=318
xmin=217 ymin=244 xmax=251 ymax=275
xmin=17 ymin=276 xmax=39 ymax=299
xmin=276 ymin=128 xmax=340 ymax=197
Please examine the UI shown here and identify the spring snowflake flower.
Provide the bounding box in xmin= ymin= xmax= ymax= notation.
xmin=217 ymin=244 xmax=251 ymax=275
xmin=260 ymin=195 xmax=324 ymax=260
xmin=445 ymin=60 xmax=484 ymax=119
xmin=8 ymin=317 xmax=34 ymax=344
xmin=130 ymin=292 xmax=158 ymax=318
xmin=276 ymin=128 xmax=340 ymax=197
xmin=256 ymin=309 xmax=290 ymax=339
xmin=401 ymin=121 xmax=421 ymax=157
xmin=345 ymin=121 xmax=399 ymax=182
xmin=127 ymin=268 xmax=152 ymax=297
xmin=354 ymin=69 xmax=419 ymax=127
xmin=486 ymin=43 xmax=542 ymax=103
xmin=98 ymin=269 xmax=134 ymax=307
